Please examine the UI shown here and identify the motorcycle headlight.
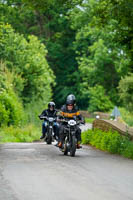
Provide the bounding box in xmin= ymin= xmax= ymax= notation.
xmin=68 ymin=120 xmax=76 ymax=126
xmin=49 ymin=117 xmax=54 ymax=122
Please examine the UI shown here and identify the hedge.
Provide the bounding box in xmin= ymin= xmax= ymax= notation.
xmin=82 ymin=129 xmax=133 ymax=159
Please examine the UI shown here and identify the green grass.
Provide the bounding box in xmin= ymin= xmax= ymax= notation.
xmin=0 ymin=100 xmax=47 ymax=143
xmin=82 ymin=129 xmax=133 ymax=160
xmin=0 ymin=101 xmax=46 ymax=143
xmin=0 ymin=124 xmax=41 ymax=143
xmin=85 ymin=117 xmax=95 ymax=123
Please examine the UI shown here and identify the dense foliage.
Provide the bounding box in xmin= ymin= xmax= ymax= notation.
xmin=88 ymin=85 xmax=113 ymax=112
xmin=0 ymin=0 xmax=133 ymax=141
xmin=0 ymin=24 xmax=55 ymax=130
xmin=0 ymin=24 xmax=55 ymax=104
xmin=0 ymin=62 xmax=24 ymax=126
xmin=90 ymin=0 xmax=133 ymax=69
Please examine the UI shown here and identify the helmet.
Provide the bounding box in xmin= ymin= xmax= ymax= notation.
xmin=48 ymin=102 xmax=55 ymax=109
xmin=66 ymin=94 xmax=76 ymax=105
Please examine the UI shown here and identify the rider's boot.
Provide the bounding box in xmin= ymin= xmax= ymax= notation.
xmin=58 ymin=142 xmax=62 ymax=148
xmin=77 ymin=142 xmax=82 ymax=149
xmin=40 ymin=133 xmax=45 ymax=139
xmin=55 ymin=141 xmax=59 ymax=147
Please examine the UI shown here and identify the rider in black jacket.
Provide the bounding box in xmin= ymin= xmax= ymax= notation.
xmin=39 ymin=102 xmax=59 ymax=140
xmin=58 ymin=94 xmax=84 ymax=148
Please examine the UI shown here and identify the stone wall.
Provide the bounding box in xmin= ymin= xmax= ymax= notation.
xmin=93 ymin=119 xmax=133 ymax=139
xmin=79 ymin=111 xmax=94 ymax=118
xmin=79 ymin=111 xmax=110 ymax=119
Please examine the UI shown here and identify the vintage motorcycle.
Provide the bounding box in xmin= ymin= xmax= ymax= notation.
xmin=59 ymin=118 xmax=82 ymax=157
xmin=39 ymin=116 xmax=56 ymax=144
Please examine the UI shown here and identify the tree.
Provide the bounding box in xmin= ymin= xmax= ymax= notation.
xmin=0 ymin=0 xmax=132 ymax=110
xmin=0 ymin=24 xmax=55 ymax=104
xmin=90 ymin=0 xmax=133 ymax=71
xmin=69 ymin=1 xmax=130 ymax=107
xmin=78 ymin=37 xmax=130 ymax=104
xmin=88 ymin=85 xmax=113 ymax=112
xmin=0 ymin=0 xmax=83 ymax=107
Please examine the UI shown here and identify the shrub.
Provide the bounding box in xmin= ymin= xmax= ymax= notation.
xmin=0 ymin=103 xmax=9 ymax=126
xmin=0 ymin=90 xmax=24 ymax=126
xmin=0 ymin=124 xmax=41 ymax=143
xmin=122 ymin=142 xmax=133 ymax=159
xmin=82 ymin=129 xmax=133 ymax=159
xmin=0 ymin=62 xmax=24 ymax=126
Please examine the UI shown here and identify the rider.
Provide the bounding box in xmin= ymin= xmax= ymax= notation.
xmin=58 ymin=94 xmax=85 ymax=148
xmin=39 ymin=102 xmax=59 ymax=140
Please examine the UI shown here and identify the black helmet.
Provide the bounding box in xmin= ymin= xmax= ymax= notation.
xmin=48 ymin=102 xmax=55 ymax=109
xmin=66 ymin=94 xmax=76 ymax=105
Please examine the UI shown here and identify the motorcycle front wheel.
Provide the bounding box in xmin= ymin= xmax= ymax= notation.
xmin=63 ymin=143 xmax=68 ymax=155
xmin=70 ymin=135 xmax=77 ymax=157
xmin=46 ymin=129 xmax=52 ymax=144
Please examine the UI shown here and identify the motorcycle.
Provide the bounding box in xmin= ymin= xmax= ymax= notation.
xmin=39 ymin=116 xmax=56 ymax=144
xmin=59 ymin=118 xmax=82 ymax=157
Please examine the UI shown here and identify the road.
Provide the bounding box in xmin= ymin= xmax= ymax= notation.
xmin=80 ymin=123 xmax=92 ymax=132
xmin=0 ymin=125 xmax=133 ymax=200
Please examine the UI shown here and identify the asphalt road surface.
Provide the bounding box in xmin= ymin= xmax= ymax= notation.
xmin=0 ymin=125 xmax=133 ymax=200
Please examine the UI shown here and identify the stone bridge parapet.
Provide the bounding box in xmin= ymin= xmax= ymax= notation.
xmin=93 ymin=119 xmax=133 ymax=139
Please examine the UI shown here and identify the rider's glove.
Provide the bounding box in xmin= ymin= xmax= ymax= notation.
xmin=80 ymin=120 xmax=85 ymax=125
xmin=39 ymin=115 xmax=44 ymax=120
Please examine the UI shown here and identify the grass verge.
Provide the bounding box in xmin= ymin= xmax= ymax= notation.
xmin=0 ymin=124 xmax=41 ymax=143
xmin=85 ymin=118 xmax=95 ymax=123
xmin=82 ymin=129 xmax=133 ymax=160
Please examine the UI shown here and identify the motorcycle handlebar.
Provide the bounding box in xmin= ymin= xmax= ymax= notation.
xmin=39 ymin=115 xmax=47 ymax=120
xmin=58 ymin=118 xmax=83 ymax=125
xmin=39 ymin=116 xmax=56 ymax=121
